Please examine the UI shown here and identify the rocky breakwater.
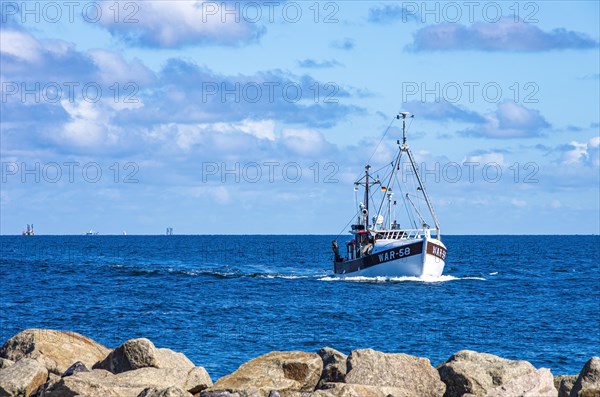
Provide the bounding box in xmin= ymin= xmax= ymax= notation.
xmin=1 ymin=329 xmax=599 ymax=397
xmin=0 ymin=329 xmax=211 ymax=397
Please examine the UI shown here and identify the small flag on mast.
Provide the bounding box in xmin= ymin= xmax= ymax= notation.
xmin=381 ymin=187 xmax=387 ymax=192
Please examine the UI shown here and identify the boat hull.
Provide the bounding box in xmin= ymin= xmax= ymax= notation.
xmin=334 ymin=238 xmax=446 ymax=278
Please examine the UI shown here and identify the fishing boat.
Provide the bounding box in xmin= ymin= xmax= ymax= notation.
xmin=332 ymin=112 xmax=447 ymax=277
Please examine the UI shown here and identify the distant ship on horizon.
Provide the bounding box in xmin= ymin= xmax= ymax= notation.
xmin=22 ymin=224 xmax=34 ymax=236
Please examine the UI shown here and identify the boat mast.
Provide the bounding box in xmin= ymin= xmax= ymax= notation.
xmin=387 ymin=192 xmax=393 ymax=229
xmin=397 ymin=112 xmax=441 ymax=238
xmin=401 ymin=112 xmax=408 ymax=145
xmin=364 ymin=165 xmax=370 ymax=229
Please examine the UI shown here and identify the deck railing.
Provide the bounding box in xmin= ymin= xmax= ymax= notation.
xmin=374 ymin=228 xmax=439 ymax=240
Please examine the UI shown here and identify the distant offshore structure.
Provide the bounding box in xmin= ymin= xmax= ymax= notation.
xmin=85 ymin=229 xmax=99 ymax=236
xmin=166 ymin=227 xmax=174 ymax=235
xmin=22 ymin=224 xmax=34 ymax=236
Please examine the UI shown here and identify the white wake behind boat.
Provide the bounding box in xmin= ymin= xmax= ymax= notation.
xmin=332 ymin=112 xmax=447 ymax=278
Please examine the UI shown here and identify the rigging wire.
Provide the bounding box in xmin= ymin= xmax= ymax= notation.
xmin=397 ymin=158 xmax=417 ymax=229
xmin=334 ymin=208 xmax=362 ymax=241
xmin=402 ymin=118 xmax=432 ymax=228
xmin=366 ymin=116 xmax=397 ymax=166
xmin=406 ymin=117 xmax=414 ymax=138
xmin=354 ymin=162 xmax=392 ymax=186
xmin=353 ymin=185 xmax=359 ymax=224
xmin=353 ymin=114 xmax=399 ymax=182
xmin=360 ymin=113 xmax=415 ymax=229
xmin=411 ymin=158 xmax=428 ymax=226
xmin=410 ymin=168 xmax=421 ymax=227
xmin=403 ymin=116 xmax=420 ymax=222
xmin=374 ymin=153 xmax=401 ymax=226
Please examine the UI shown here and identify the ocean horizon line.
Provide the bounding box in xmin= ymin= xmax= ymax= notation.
xmin=2 ymin=233 xmax=599 ymax=237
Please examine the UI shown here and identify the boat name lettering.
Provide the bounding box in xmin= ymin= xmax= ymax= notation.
xmin=432 ymin=245 xmax=446 ymax=259
xmin=427 ymin=242 xmax=447 ymax=260
xmin=378 ymin=247 xmax=410 ymax=263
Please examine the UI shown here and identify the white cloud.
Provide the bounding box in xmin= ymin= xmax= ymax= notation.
xmin=279 ymin=128 xmax=331 ymax=157
xmin=0 ymin=29 xmax=75 ymax=65
xmin=57 ymin=99 xmax=120 ymax=147
xmin=88 ymin=50 xmax=154 ymax=86
xmin=460 ymin=102 xmax=550 ymax=138
xmin=153 ymin=123 xmax=204 ymax=151
xmin=463 ymin=152 xmax=505 ymax=166
xmin=152 ymin=119 xmax=276 ymax=151
xmin=98 ymin=1 xmax=264 ymax=48
xmin=497 ymin=101 xmax=544 ymax=130
xmin=561 ymin=137 xmax=600 ymax=166
xmin=56 ymin=98 xmax=141 ymax=151
xmin=224 ymin=119 xmax=276 ymax=141
xmin=0 ymin=30 xmax=42 ymax=63
xmin=561 ymin=141 xmax=589 ymax=164
xmin=410 ymin=17 xmax=599 ymax=52
xmin=155 ymin=123 xmax=336 ymax=161
xmin=404 ymin=100 xmax=485 ymax=123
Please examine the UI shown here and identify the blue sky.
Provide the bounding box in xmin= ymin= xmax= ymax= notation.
xmin=1 ymin=0 xmax=599 ymax=235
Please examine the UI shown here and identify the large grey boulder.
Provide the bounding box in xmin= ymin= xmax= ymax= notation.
xmin=42 ymin=366 xmax=212 ymax=397
xmin=555 ymin=375 xmax=577 ymax=397
xmin=0 ymin=329 xmax=110 ymax=375
xmin=485 ymin=367 xmax=557 ymax=397
xmin=156 ymin=349 xmax=195 ymax=371
xmin=94 ymin=338 xmax=195 ymax=374
xmin=116 ymin=367 xmax=212 ymax=394
xmin=200 ymin=392 xmax=241 ymax=397
xmin=42 ymin=369 xmax=133 ymax=397
xmin=0 ymin=358 xmax=48 ymax=397
xmin=570 ymin=357 xmax=600 ymax=397
xmin=138 ymin=386 xmax=193 ymax=397
xmin=344 ymin=348 xmax=445 ymax=397
xmin=316 ymin=348 xmax=347 ymax=387
xmin=313 ymin=382 xmax=422 ymax=396
xmin=438 ymin=350 xmax=555 ymax=397
xmin=94 ymin=338 xmax=159 ymax=373
xmin=205 ymin=351 xmax=322 ymax=397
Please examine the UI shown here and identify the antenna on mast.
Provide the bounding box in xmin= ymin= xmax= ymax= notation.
xmin=396 ymin=112 xmax=414 ymax=145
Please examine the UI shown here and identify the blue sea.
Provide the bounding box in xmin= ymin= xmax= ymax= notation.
xmin=1 ymin=235 xmax=598 ymax=380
